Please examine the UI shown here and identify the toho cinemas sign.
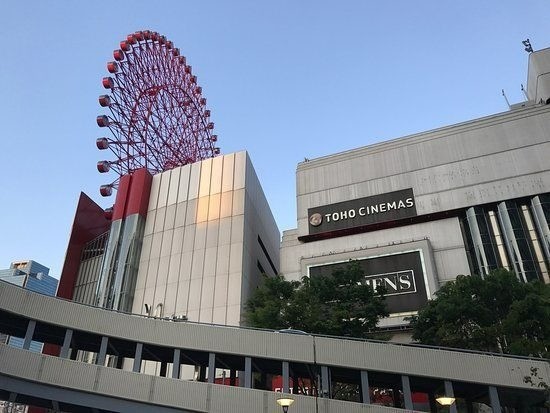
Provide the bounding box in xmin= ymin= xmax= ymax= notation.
xmin=308 ymin=188 xmax=417 ymax=235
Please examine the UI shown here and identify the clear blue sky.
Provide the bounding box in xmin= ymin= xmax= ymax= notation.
xmin=1 ymin=1 xmax=549 ymax=278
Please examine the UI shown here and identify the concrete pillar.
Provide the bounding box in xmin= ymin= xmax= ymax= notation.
xmin=360 ymin=370 xmax=370 ymax=404
xmin=444 ymin=380 xmax=457 ymax=413
xmin=244 ymin=356 xmax=252 ymax=388
xmin=172 ymin=349 xmax=181 ymax=379
xmin=208 ymin=353 xmax=216 ymax=384
xmin=60 ymin=329 xmax=73 ymax=359
xmin=23 ymin=320 xmax=36 ymax=350
xmin=321 ymin=366 xmax=330 ymax=398
xmin=96 ymin=336 xmax=108 ymax=365
xmin=133 ymin=343 xmax=143 ymax=372
xmin=401 ymin=375 xmax=413 ymax=409
xmin=489 ymin=386 xmax=502 ymax=413
xmin=282 ymin=361 xmax=290 ymax=393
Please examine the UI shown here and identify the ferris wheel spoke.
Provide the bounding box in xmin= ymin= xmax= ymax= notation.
xmin=97 ymin=30 xmax=220 ymax=195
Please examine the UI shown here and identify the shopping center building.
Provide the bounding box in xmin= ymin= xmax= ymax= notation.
xmin=58 ymin=48 xmax=550 ymax=334
xmin=3 ymin=43 xmax=546 ymax=413
xmin=279 ymin=47 xmax=550 ymax=329
xmin=59 ymin=151 xmax=279 ymax=329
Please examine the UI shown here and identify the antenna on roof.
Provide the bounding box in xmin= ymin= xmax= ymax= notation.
xmin=521 ymin=84 xmax=529 ymax=100
xmin=522 ymin=39 xmax=533 ymax=53
xmin=502 ymin=89 xmax=511 ymax=109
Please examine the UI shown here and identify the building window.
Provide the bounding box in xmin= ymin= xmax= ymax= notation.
xmin=488 ymin=211 xmax=510 ymax=270
xmin=522 ymin=205 xmax=549 ymax=283
xmin=257 ymin=236 xmax=278 ymax=275
xmin=461 ymin=196 xmax=550 ymax=283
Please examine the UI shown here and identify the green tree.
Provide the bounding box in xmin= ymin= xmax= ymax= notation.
xmin=503 ymin=281 xmax=550 ymax=357
xmin=245 ymin=275 xmax=299 ymax=330
xmin=245 ymin=261 xmax=388 ymax=339
xmin=409 ymin=269 xmax=550 ymax=357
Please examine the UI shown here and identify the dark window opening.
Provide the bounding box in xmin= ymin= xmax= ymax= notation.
xmin=257 ymin=236 xmax=278 ymax=275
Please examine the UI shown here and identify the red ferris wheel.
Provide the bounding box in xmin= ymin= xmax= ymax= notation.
xmin=96 ymin=30 xmax=220 ymax=196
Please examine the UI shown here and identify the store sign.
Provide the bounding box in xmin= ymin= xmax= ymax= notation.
xmin=364 ymin=270 xmax=416 ymax=296
xmin=307 ymin=188 xmax=417 ymax=235
xmin=308 ymin=251 xmax=427 ymax=315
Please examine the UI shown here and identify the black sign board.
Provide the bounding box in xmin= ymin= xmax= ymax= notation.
xmin=307 ymin=188 xmax=417 ymax=235
xmin=308 ymin=251 xmax=427 ymax=314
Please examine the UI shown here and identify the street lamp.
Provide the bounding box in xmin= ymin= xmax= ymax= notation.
xmin=276 ymin=397 xmax=294 ymax=412
xmin=436 ymin=396 xmax=456 ymax=406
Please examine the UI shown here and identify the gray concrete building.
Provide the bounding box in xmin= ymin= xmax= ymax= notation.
xmin=0 ymin=260 xmax=58 ymax=351
xmin=61 ymin=151 xmax=280 ymax=377
xmin=1 ymin=279 xmax=548 ymax=411
xmin=132 ymin=151 xmax=280 ymax=326
xmin=280 ymin=47 xmax=550 ymax=328
xmin=63 ymin=151 xmax=280 ymax=331
xmin=63 ymin=48 xmax=550 ymax=334
xmin=6 ymin=45 xmax=550 ymax=413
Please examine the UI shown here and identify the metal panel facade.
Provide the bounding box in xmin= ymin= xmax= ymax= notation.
xmin=133 ymin=151 xmax=280 ymax=328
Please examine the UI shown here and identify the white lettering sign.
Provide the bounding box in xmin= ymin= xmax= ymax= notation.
xmin=322 ymin=197 xmax=414 ymax=223
xmin=363 ymin=270 xmax=416 ymax=296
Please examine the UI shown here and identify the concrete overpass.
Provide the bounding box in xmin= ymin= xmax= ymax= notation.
xmin=0 ymin=280 xmax=548 ymax=412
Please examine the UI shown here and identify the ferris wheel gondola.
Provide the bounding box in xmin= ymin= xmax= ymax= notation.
xmin=96 ymin=30 xmax=220 ymax=196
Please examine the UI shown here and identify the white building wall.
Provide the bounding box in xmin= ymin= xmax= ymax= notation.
xmin=280 ymin=104 xmax=550 ymax=327
xmin=281 ymin=217 xmax=468 ymax=288
xmin=132 ymin=151 xmax=279 ymax=329
xmin=527 ymin=47 xmax=550 ymax=103
xmin=295 ymin=106 xmax=550 ymax=237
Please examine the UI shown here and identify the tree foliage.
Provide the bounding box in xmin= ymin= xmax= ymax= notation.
xmin=245 ymin=275 xmax=299 ymax=330
xmin=245 ymin=261 xmax=388 ymax=338
xmin=409 ymin=269 xmax=550 ymax=358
